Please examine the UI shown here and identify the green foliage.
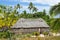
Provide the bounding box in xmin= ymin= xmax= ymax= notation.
xmin=28 ymin=2 xmax=34 ymax=13
xmin=0 ymin=31 xmax=14 ymax=38
xmin=0 ymin=4 xmax=20 ymax=28
xmin=43 ymin=32 xmax=49 ymax=35
xmin=26 ymin=34 xmax=32 ymax=37
xmin=50 ymin=18 xmax=60 ymax=32
xmin=28 ymin=2 xmax=38 ymax=13
xmin=50 ymin=3 xmax=60 ymax=17
xmin=32 ymin=32 xmax=40 ymax=36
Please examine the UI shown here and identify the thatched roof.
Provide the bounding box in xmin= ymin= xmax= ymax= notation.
xmin=11 ymin=18 xmax=49 ymax=28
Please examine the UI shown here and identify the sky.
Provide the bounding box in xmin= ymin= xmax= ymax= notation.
xmin=0 ymin=0 xmax=60 ymax=17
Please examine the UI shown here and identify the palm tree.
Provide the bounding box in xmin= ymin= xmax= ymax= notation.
xmin=32 ymin=7 xmax=38 ymax=13
xmin=23 ymin=10 xmax=27 ymax=18
xmin=14 ymin=4 xmax=21 ymax=18
xmin=49 ymin=3 xmax=60 ymax=32
xmin=43 ymin=9 xmax=46 ymax=16
xmin=28 ymin=2 xmax=34 ymax=13
xmin=15 ymin=4 xmax=21 ymax=9
xmin=9 ymin=4 xmax=21 ymax=26
xmin=50 ymin=18 xmax=60 ymax=32
xmin=50 ymin=3 xmax=60 ymax=18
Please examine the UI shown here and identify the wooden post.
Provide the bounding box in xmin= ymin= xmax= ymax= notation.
xmin=39 ymin=28 xmax=40 ymax=34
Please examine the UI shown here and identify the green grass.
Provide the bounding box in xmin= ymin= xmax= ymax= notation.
xmin=0 ymin=36 xmax=60 ymax=40
xmin=0 ymin=33 xmax=60 ymax=40
xmin=19 ymin=36 xmax=60 ymax=40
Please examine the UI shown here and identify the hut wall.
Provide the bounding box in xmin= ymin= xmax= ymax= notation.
xmin=40 ymin=27 xmax=49 ymax=34
xmin=22 ymin=28 xmax=39 ymax=34
xmin=10 ymin=28 xmax=23 ymax=34
xmin=10 ymin=28 xmax=40 ymax=34
xmin=10 ymin=27 xmax=49 ymax=34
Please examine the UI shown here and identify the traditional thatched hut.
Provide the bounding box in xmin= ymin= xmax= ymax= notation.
xmin=11 ymin=18 xmax=49 ymax=34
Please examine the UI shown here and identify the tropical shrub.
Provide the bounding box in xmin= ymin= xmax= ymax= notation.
xmin=43 ymin=32 xmax=49 ymax=35
xmin=0 ymin=31 xmax=14 ymax=38
xmin=26 ymin=34 xmax=32 ymax=37
xmin=32 ymin=32 xmax=40 ymax=36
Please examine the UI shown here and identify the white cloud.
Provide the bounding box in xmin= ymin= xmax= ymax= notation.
xmin=21 ymin=0 xmax=60 ymax=6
